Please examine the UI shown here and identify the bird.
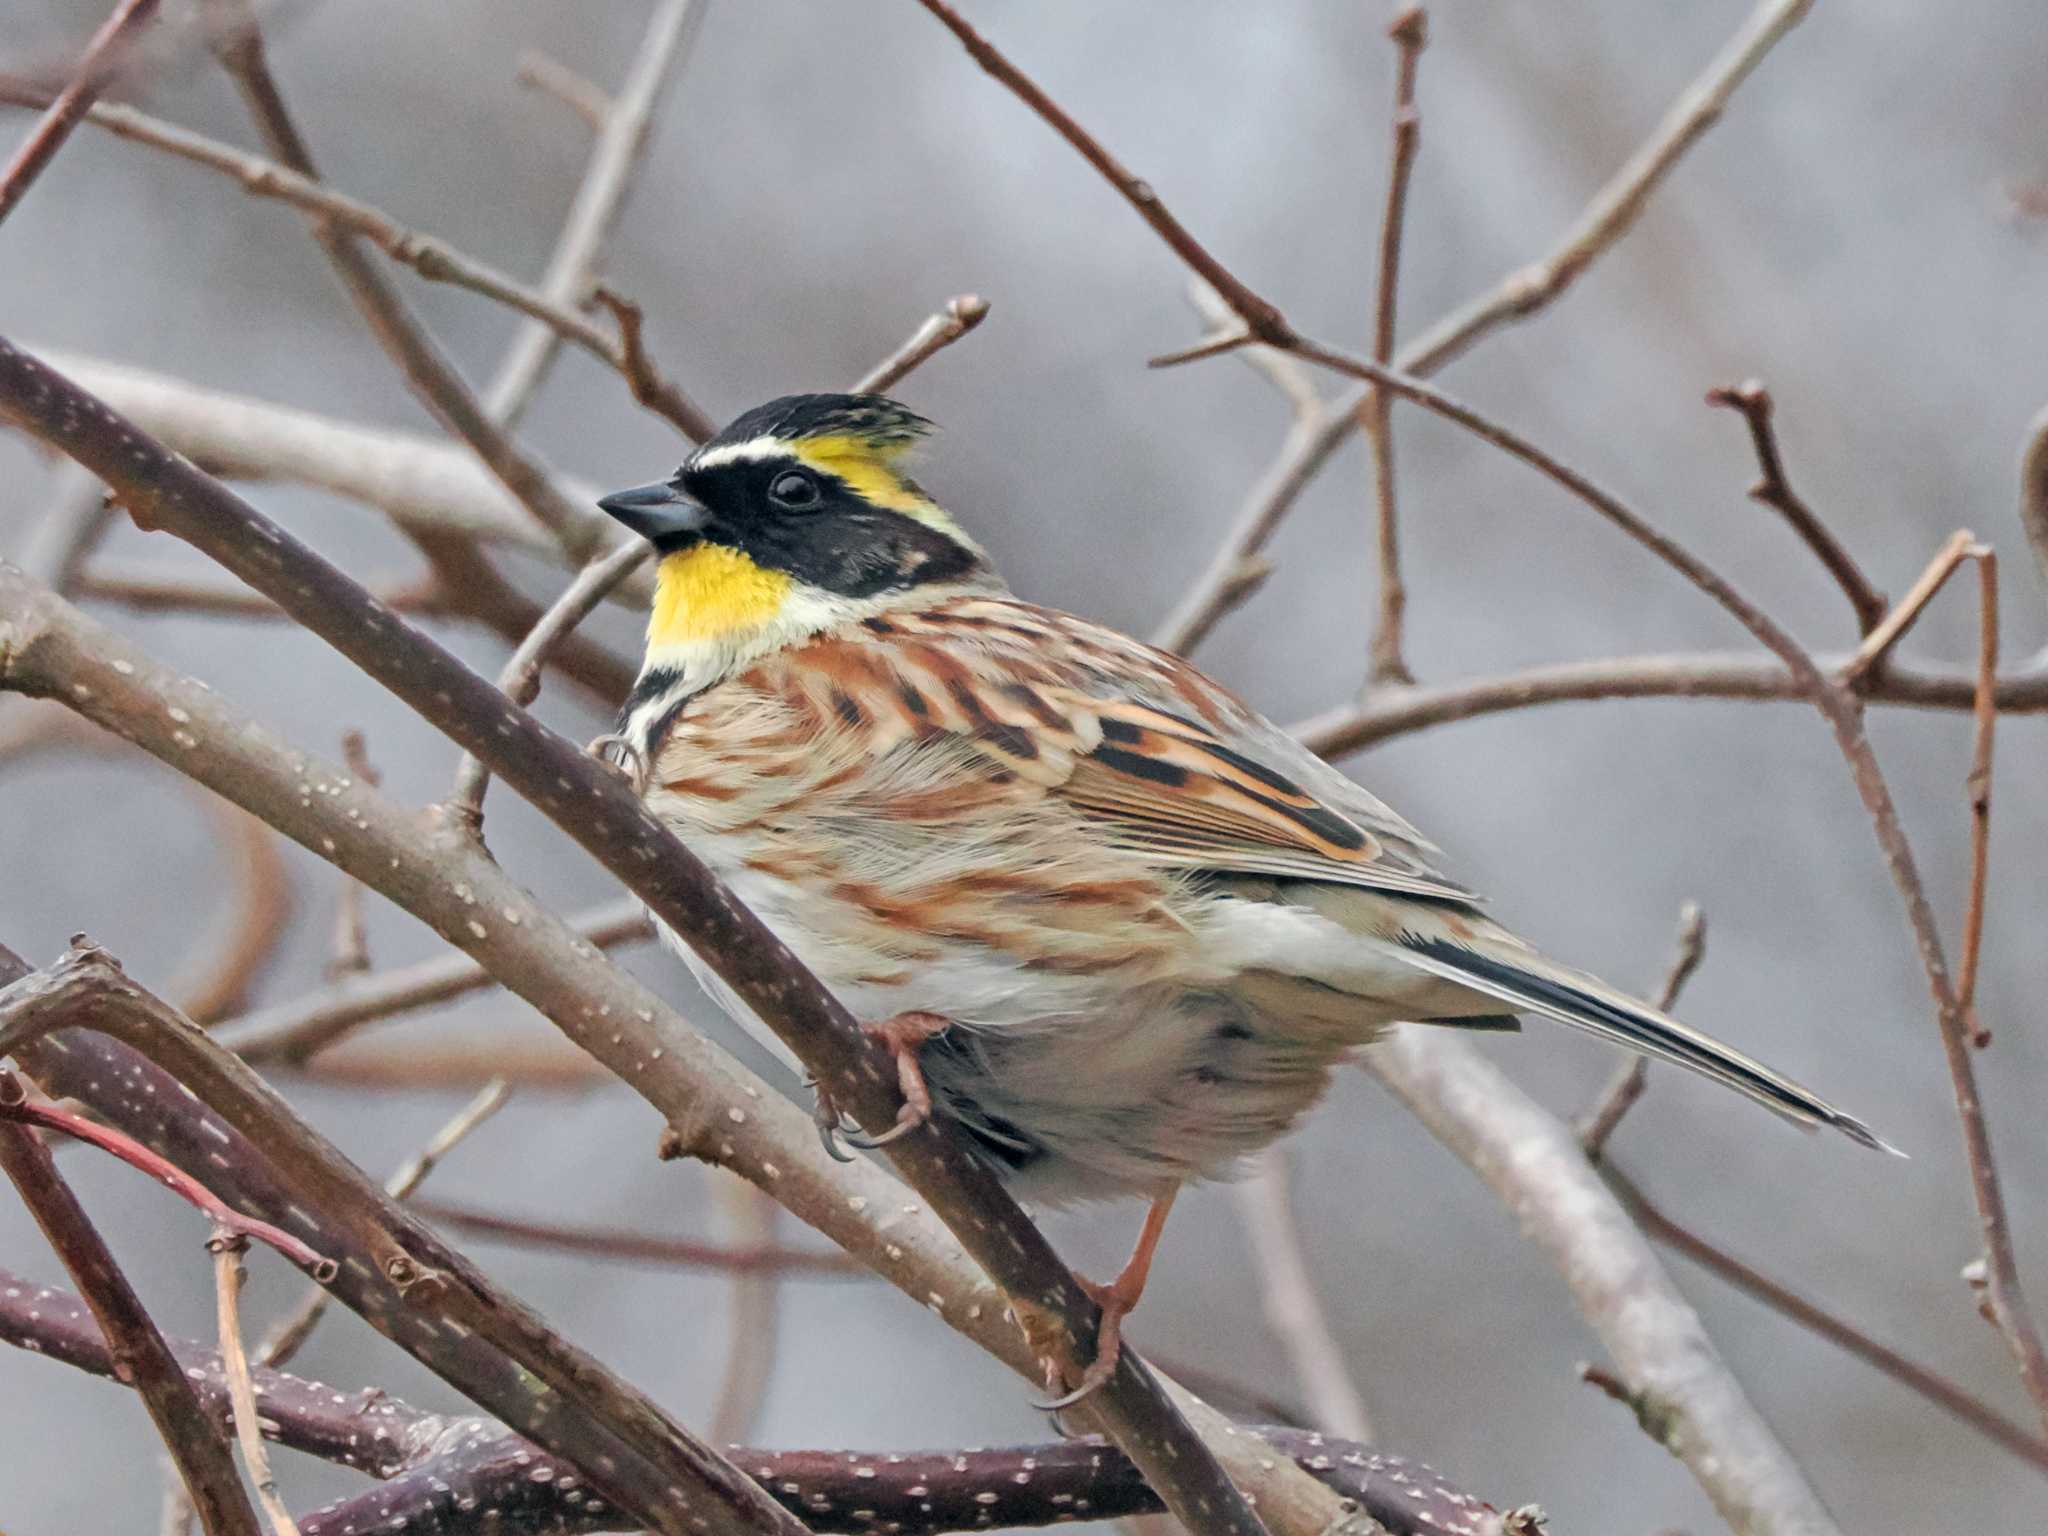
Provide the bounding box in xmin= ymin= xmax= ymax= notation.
xmin=594 ymin=392 xmax=1889 ymax=1402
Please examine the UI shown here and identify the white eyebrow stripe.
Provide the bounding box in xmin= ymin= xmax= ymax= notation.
xmin=687 ymin=437 xmax=791 ymax=469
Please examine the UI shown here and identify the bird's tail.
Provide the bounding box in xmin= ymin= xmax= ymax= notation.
xmin=1393 ymin=926 xmax=1898 ymax=1154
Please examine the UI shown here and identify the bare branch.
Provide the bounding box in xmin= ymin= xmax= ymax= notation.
xmin=1399 ymin=0 xmax=1817 ymax=374
xmin=0 ymin=1263 xmax=1518 ymax=1536
xmin=256 ymin=1079 xmax=510 ymax=1371
xmin=0 ymin=940 xmax=810 ymax=1536
xmin=852 ymin=295 xmax=992 ymax=395
xmin=204 ymin=7 xmax=611 ymax=573
xmin=1156 ymin=0 xmax=1816 ymax=656
xmin=15 ymin=461 xmax=113 ymax=591
xmin=1958 ymin=551 xmax=1998 ymax=1041
xmin=590 ymin=286 xmax=718 ymax=443
xmin=411 ymin=1198 xmax=864 ymax=1277
xmin=516 ymin=49 xmax=614 ymax=132
xmin=75 ymin=565 xmax=441 ymax=619
xmin=1293 ymin=646 xmax=2048 ymax=757
xmin=1845 ymin=530 xmax=1980 ymax=682
xmin=709 ymin=1180 xmax=787 ymax=1444
xmin=1706 ymin=381 xmax=1888 ymax=634
xmin=326 ymin=729 xmax=380 ymax=978
xmin=1234 ymin=1146 xmax=1375 ymax=1441
xmin=0 ymin=0 xmax=162 ymax=227
xmin=209 ymin=1232 xmax=301 ymax=1536
xmin=1367 ymin=1032 xmax=1840 ymax=1535
xmin=1575 ymin=903 xmax=1707 ymax=1158
xmin=0 ymin=82 xmax=712 ymax=442
xmin=0 ymin=1099 xmax=260 ymax=1536
xmin=1604 ymin=1164 xmax=2048 ymax=1477
xmin=1363 ymin=6 xmax=1427 ymax=686
xmin=486 ymin=0 xmax=706 ymax=431
xmin=216 ymin=896 xmax=652 ymax=1065
xmin=0 ymin=1075 xmax=334 ymax=1275
xmin=446 ymin=539 xmax=649 ymax=835
xmin=913 ymin=0 xmax=1292 ymax=344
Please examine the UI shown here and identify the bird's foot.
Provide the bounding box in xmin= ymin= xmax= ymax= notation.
xmin=586 ymin=733 xmax=648 ymax=794
xmin=1034 ymin=1271 xmax=1137 ymax=1411
xmin=842 ymin=1010 xmax=948 ymax=1150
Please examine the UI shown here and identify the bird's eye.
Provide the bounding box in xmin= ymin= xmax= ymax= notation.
xmin=768 ymin=471 xmax=821 ymax=510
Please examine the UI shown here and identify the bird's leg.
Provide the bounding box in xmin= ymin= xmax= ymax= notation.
xmin=1039 ymin=1185 xmax=1180 ymax=1410
xmin=840 ymin=1010 xmax=950 ymax=1151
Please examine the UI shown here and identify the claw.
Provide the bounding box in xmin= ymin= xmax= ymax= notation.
xmin=843 ymin=1104 xmax=926 ymax=1151
xmin=586 ymin=732 xmax=648 ymax=794
xmin=1031 ymin=1339 xmax=1122 ymax=1412
xmin=808 ymin=1079 xmax=856 ymax=1164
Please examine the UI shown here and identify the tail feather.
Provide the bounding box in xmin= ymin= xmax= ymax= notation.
xmin=1394 ymin=930 xmax=1899 ymax=1155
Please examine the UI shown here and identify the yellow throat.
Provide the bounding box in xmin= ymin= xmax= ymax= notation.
xmin=648 ymin=544 xmax=793 ymax=647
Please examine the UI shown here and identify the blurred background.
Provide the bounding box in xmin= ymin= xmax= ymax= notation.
xmin=2 ymin=0 xmax=2045 ymax=1530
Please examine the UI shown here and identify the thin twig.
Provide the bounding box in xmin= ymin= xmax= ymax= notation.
xmin=0 ymin=1091 xmax=261 ymax=1536
xmin=710 ymin=1179 xmax=787 ymax=1444
xmin=1234 ymin=1145 xmax=1375 ymax=1441
xmin=1603 ymin=1163 xmax=2048 ymax=1477
xmin=1154 ymin=0 xmax=1817 ymax=657
xmin=446 ymin=539 xmax=649 ymax=836
xmin=590 ymin=287 xmax=717 ymax=445
xmin=326 ymin=730 xmax=380 ymax=978
xmin=1575 ymin=903 xmax=1707 ymax=1158
xmin=0 ymin=0 xmax=162 ymax=227
xmin=1844 ymin=530 xmax=1979 ymax=681
xmin=0 ymin=1076 xmax=334 ymax=1276
xmin=256 ymin=1079 xmax=511 ymax=1371
xmin=852 ymin=295 xmax=992 ymax=395
xmin=216 ymin=896 xmax=653 ymax=1065
xmin=1957 ymin=551 xmax=1998 ymax=1045
xmin=204 ymin=5 xmax=611 ymax=565
xmin=516 ymin=49 xmax=614 ymax=132
xmin=1363 ymin=7 xmax=1426 ymax=685
xmin=76 ymin=566 xmax=441 ymax=619
xmin=1706 ymin=381 xmax=1888 ymax=634
xmin=15 ymin=460 xmax=114 ymax=591
xmin=1293 ymin=646 xmax=2048 ymax=757
xmin=412 ymin=1198 xmax=863 ymax=1276
xmin=209 ymin=1230 xmax=301 ymax=1536
xmin=0 ymin=82 xmax=711 ymax=443
xmin=485 ymin=0 xmax=705 ymax=432
xmin=912 ymin=0 xmax=1292 ymax=344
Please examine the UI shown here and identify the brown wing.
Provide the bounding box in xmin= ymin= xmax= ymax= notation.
xmin=768 ymin=600 xmax=1478 ymax=905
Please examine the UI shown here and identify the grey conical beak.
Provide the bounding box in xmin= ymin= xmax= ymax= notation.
xmin=596 ymin=481 xmax=709 ymax=545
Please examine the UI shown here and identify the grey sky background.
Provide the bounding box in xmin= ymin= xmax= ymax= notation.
xmin=2 ymin=1 xmax=2045 ymax=1531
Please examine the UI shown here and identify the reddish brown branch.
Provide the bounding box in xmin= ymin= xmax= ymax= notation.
xmin=0 ymin=0 xmax=162 ymax=226
xmin=0 ymin=1101 xmax=260 ymax=1536
xmin=0 ymin=1074 xmax=334 ymax=1277
xmin=1706 ymin=381 xmax=1888 ymax=634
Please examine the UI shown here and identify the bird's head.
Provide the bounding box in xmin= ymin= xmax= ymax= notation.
xmin=598 ymin=393 xmax=996 ymax=671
